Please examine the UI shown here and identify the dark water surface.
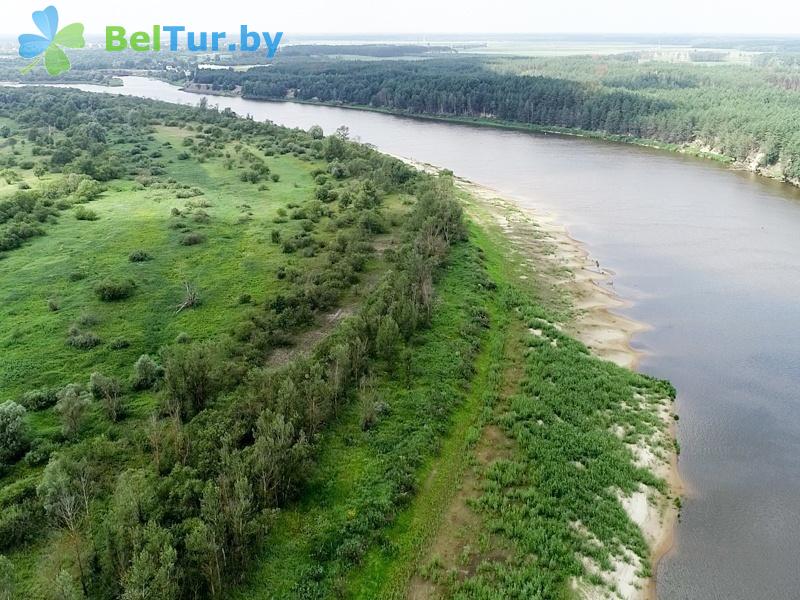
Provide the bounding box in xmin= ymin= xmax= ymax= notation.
xmin=27 ymin=77 xmax=800 ymax=598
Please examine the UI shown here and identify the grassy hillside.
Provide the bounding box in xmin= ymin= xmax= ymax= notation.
xmin=0 ymin=88 xmax=676 ymax=600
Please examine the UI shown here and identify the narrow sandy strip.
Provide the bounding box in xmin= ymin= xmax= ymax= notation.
xmin=394 ymin=154 xmax=681 ymax=600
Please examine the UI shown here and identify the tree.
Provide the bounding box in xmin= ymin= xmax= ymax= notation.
xmin=0 ymin=401 xmax=29 ymax=465
xmin=327 ymin=343 xmax=351 ymax=414
xmin=101 ymin=469 xmax=158 ymax=586
xmin=120 ymin=523 xmax=178 ymax=600
xmin=131 ymin=354 xmax=161 ymax=390
xmin=55 ymin=385 xmax=91 ymax=439
xmin=89 ymin=372 xmax=124 ymax=422
xmin=376 ymin=316 xmax=401 ymax=363
xmin=184 ymin=518 xmax=222 ymax=597
xmin=52 ymin=569 xmax=82 ymax=600
xmin=38 ymin=455 xmax=94 ymax=594
xmin=200 ymin=448 xmax=261 ymax=577
xmin=248 ymin=411 xmax=309 ymax=505
xmin=162 ymin=342 xmax=225 ymax=420
xmin=307 ymin=124 xmax=324 ymax=139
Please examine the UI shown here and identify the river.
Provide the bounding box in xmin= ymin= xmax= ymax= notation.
xmin=17 ymin=76 xmax=800 ymax=599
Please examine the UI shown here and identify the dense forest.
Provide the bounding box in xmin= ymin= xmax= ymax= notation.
xmin=191 ymin=55 xmax=800 ymax=180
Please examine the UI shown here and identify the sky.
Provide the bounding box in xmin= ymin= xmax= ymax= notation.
xmin=2 ymin=0 xmax=800 ymax=36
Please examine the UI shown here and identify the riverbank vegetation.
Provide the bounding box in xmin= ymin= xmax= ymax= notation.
xmin=0 ymin=87 xmax=675 ymax=599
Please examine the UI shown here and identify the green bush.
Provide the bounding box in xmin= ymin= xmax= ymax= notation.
xmin=23 ymin=438 xmax=59 ymax=466
xmin=128 ymin=250 xmax=152 ymax=262
xmin=94 ymin=278 xmax=135 ymax=301
xmin=20 ymin=387 xmax=58 ymax=411
xmin=109 ymin=337 xmax=131 ymax=350
xmin=0 ymin=401 xmax=29 ymax=465
xmin=76 ymin=312 xmax=99 ymax=327
xmin=180 ymin=232 xmax=205 ymax=246
xmin=131 ymin=354 xmax=162 ymax=390
xmin=0 ymin=500 xmax=42 ymax=551
xmin=66 ymin=328 xmax=102 ymax=349
xmin=74 ymin=206 xmax=98 ymax=221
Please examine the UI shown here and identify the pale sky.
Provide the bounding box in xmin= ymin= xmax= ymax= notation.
xmin=2 ymin=0 xmax=800 ymax=36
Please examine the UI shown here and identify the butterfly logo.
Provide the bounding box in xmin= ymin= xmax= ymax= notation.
xmin=18 ymin=6 xmax=85 ymax=75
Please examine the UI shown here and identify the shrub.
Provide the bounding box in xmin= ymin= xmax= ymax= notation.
xmin=270 ymin=230 xmax=281 ymax=244
xmin=68 ymin=270 xmax=87 ymax=282
xmin=24 ymin=438 xmax=59 ymax=466
xmin=238 ymin=293 xmax=252 ymax=305
xmin=175 ymin=332 xmax=191 ymax=344
xmin=74 ymin=178 xmax=103 ymax=202
xmin=94 ymin=278 xmax=135 ymax=301
xmin=132 ymin=354 xmax=161 ymax=390
xmin=74 ymin=206 xmax=98 ymax=221
xmin=0 ymin=500 xmax=42 ymax=551
xmin=180 ymin=232 xmax=205 ymax=246
xmin=20 ymin=387 xmax=58 ymax=411
xmin=359 ymin=396 xmax=378 ymax=431
xmin=66 ymin=328 xmax=101 ymax=349
xmin=47 ymin=298 xmax=60 ymax=312
xmin=192 ymin=210 xmax=211 ymax=224
xmin=128 ymin=250 xmax=152 ymax=262
xmin=109 ymin=337 xmax=130 ymax=350
xmin=0 ymin=401 xmax=29 ymax=465
xmin=76 ymin=313 xmax=99 ymax=327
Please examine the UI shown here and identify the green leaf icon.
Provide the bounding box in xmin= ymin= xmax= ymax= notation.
xmin=54 ymin=23 xmax=85 ymax=49
xmin=18 ymin=8 xmax=85 ymax=75
xmin=44 ymin=45 xmax=70 ymax=75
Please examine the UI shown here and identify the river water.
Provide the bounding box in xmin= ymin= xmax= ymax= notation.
xmin=19 ymin=77 xmax=800 ymax=599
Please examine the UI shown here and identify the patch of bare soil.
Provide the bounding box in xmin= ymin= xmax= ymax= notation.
xmin=408 ymin=324 xmax=525 ymax=599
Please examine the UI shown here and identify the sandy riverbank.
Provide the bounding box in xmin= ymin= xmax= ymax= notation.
xmin=396 ymin=154 xmax=681 ymax=600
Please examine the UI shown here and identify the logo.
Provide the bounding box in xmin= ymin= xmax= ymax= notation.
xmin=105 ymin=26 xmax=283 ymax=58
xmin=19 ymin=6 xmax=85 ymax=75
xmin=16 ymin=7 xmax=283 ymax=72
